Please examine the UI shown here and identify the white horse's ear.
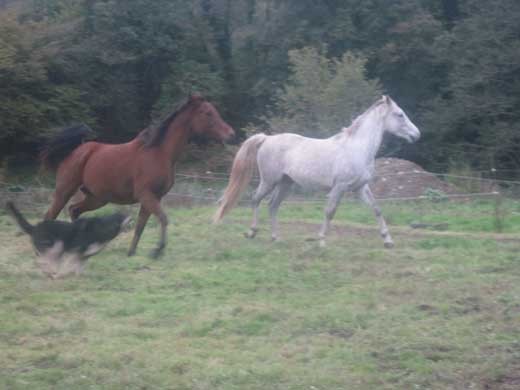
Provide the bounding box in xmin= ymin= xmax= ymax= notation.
xmin=382 ymin=95 xmax=389 ymax=103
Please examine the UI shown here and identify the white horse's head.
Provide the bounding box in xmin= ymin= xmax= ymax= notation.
xmin=381 ymin=95 xmax=420 ymax=143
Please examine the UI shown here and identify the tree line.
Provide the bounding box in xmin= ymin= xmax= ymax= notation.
xmin=1 ymin=0 xmax=519 ymax=174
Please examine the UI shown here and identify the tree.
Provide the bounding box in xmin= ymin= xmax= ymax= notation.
xmin=265 ymin=46 xmax=382 ymax=136
xmin=420 ymin=0 xmax=520 ymax=170
xmin=0 ymin=5 xmax=89 ymax=158
xmin=2 ymin=0 xmax=520 ymax=174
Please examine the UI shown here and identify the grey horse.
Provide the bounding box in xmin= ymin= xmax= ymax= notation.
xmin=214 ymin=96 xmax=420 ymax=247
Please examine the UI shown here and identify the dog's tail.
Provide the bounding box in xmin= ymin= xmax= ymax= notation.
xmin=213 ymin=133 xmax=268 ymax=223
xmin=5 ymin=201 xmax=34 ymax=234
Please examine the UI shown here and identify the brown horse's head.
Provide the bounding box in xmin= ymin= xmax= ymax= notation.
xmin=188 ymin=95 xmax=235 ymax=142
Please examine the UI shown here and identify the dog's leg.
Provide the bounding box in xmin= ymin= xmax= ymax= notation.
xmin=37 ymin=241 xmax=64 ymax=278
xmin=64 ymin=243 xmax=106 ymax=276
xmin=54 ymin=253 xmax=81 ymax=279
xmin=84 ymin=243 xmax=106 ymax=257
xmin=37 ymin=258 xmax=57 ymax=279
xmin=68 ymin=254 xmax=86 ymax=276
xmin=75 ymin=259 xmax=88 ymax=275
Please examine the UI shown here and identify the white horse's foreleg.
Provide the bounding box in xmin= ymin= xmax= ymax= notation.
xmin=246 ymin=181 xmax=275 ymax=238
xmin=318 ymin=185 xmax=345 ymax=247
xmin=268 ymin=180 xmax=292 ymax=241
xmin=359 ymin=184 xmax=394 ymax=248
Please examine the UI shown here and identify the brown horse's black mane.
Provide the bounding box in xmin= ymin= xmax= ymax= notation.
xmin=139 ymin=96 xmax=204 ymax=147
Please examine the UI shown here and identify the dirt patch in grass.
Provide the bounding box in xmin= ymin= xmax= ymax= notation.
xmin=482 ymin=366 xmax=520 ymax=390
xmin=268 ymin=218 xmax=520 ymax=243
xmin=372 ymin=157 xmax=459 ymax=198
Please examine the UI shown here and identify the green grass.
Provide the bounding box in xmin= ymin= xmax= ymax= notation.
xmin=227 ymin=197 xmax=520 ymax=234
xmin=0 ymin=202 xmax=519 ymax=389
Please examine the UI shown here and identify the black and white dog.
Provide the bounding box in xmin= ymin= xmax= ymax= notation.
xmin=6 ymin=201 xmax=130 ymax=278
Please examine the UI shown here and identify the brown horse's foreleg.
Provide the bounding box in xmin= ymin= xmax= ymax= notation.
xmin=68 ymin=194 xmax=107 ymax=221
xmin=127 ymin=206 xmax=151 ymax=257
xmin=138 ymin=192 xmax=168 ymax=259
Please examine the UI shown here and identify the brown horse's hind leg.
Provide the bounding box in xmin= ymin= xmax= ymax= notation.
xmin=68 ymin=194 xmax=107 ymax=221
xmin=127 ymin=206 xmax=151 ymax=257
xmin=45 ymin=154 xmax=87 ymax=220
xmin=137 ymin=192 xmax=168 ymax=259
xmin=45 ymin=181 xmax=81 ymax=220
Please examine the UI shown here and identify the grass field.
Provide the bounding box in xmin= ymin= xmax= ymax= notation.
xmin=0 ymin=201 xmax=519 ymax=389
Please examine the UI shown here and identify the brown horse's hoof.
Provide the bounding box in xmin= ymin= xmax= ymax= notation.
xmin=149 ymin=247 xmax=164 ymax=259
xmin=127 ymin=249 xmax=136 ymax=257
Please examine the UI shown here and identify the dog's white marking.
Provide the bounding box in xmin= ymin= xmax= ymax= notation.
xmin=122 ymin=216 xmax=132 ymax=230
xmin=36 ymin=241 xmax=64 ymax=278
xmin=84 ymin=243 xmax=105 ymax=257
xmin=53 ymin=252 xmax=82 ymax=279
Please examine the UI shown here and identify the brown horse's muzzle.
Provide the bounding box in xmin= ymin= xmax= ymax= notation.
xmin=221 ymin=125 xmax=236 ymax=143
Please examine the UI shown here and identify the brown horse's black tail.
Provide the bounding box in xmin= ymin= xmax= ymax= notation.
xmin=40 ymin=123 xmax=96 ymax=171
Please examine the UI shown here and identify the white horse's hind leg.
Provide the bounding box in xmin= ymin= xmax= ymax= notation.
xmin=268 ymin=179 xmax=292 ymax=241
xmin=318 ymin=185 xmax=346 ymax=247
xmin=359 ymin=184 xmax=394 ymax=248
xmin=246 ymin=181 xmax=275 ymax=238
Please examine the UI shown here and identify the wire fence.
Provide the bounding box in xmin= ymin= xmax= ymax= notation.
xmin=1 ymin=168 xmax=520 ymax=234
xmin=1 ymin=169 xmax=519 ymax=204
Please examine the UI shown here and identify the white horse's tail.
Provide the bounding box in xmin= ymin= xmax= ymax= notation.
xmin=213 ymin=133 xmax=268 ymax=223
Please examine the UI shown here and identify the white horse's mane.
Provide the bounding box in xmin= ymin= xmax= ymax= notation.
xmin=342 ymin=97 xmax=388 ymax=138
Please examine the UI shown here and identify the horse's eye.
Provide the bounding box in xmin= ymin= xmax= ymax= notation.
xmin=395 ymin=112 xmax=404 ymax=118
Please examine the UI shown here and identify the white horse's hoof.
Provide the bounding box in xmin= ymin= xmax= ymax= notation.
xmin=319 ymin=240 xmax=327 ymax=248
xmin=244 ymin=228 xmax=258 ymax=239
xmin=384 ymin=241 xmax=394 ymax=249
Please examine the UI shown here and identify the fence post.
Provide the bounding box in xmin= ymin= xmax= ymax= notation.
xmin=491 ymin=168 xmax=504 ymax=233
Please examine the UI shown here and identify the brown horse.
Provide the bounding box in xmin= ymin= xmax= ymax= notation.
xmin=41 ymin=95 xmax=234 ymax=258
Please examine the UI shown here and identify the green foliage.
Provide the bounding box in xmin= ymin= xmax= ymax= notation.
xmin=153 ymin=60 xmax=227 ymax=119
xmin=1 ymin=0 xmax=520 ymax=174
xmin=417 ymin=0 xmax=520 ymax=171
xmin=422 ymin=188 xmax=448 ymax=203
xmin=266 ymin=47 xmax=382 ymax=135
xmin=0 ymin=8 xmax=89 ymax=154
